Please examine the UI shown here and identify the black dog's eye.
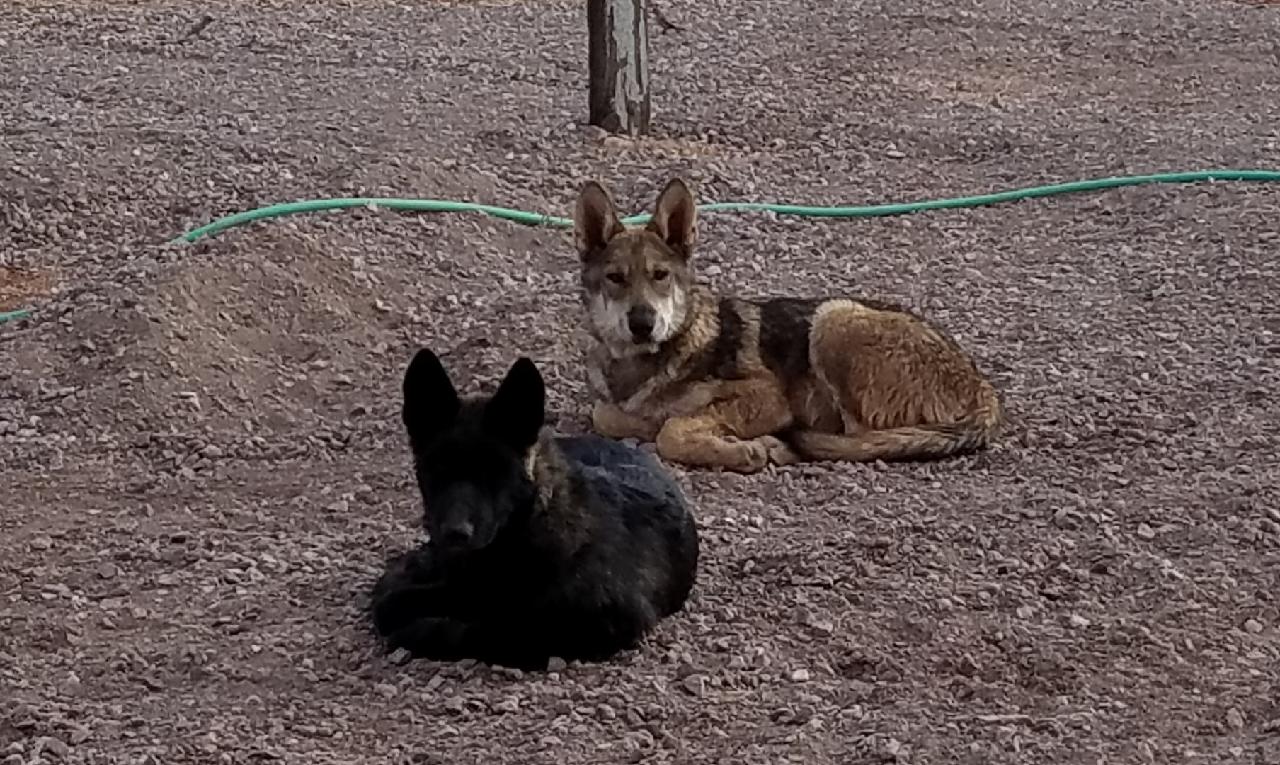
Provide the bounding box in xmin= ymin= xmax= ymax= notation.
xmin=606 ymin=272 xmax=626 ymax=285
xmin=652 ymin=268 xmax=670 ymax=281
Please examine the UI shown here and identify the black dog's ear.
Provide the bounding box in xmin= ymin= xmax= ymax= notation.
xmin=402 ymin=348 xmax=461 ymax=447
xmin=484 ymin=357 xmax=546 ymax=451
xmin=646 ymin=177 xmax=697 ymax=260
xmin=574 ymin=180 xmax=626 ymax=262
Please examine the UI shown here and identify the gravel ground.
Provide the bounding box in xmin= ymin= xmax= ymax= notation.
xmin=3 ymin=1 xmax=1280 ymax=763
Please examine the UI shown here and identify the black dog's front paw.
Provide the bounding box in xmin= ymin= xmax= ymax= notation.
xmin=372 ymin=584 xmax=453 ymax=636
xmin=387 ymin=617 xmax=469 ymax=661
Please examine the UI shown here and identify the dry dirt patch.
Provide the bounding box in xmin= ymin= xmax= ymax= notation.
xmin=0 ymin=267 xmax=58 ymax=314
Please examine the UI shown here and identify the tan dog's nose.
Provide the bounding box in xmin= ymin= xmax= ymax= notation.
xmin=627 ymin=305 xmax=656 ymax=340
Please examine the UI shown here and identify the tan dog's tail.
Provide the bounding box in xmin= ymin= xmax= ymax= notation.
xmin=788 ymin=398 xmax=1003 ymax=463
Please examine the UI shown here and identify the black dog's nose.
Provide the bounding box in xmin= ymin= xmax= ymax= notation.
xmin=438 ymin=521 xmax=474 ymax=548
xmin=627 ymin=306 xmax=656 ymax=340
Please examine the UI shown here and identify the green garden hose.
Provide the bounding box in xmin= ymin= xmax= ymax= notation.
xmin=3 ymin=168 xmax=1280 ymax=326
xmin=171 ymin=169 xmax=1280 ymax=244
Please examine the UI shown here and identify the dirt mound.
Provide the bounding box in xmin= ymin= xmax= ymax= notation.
xmin=0 ymin=265 xmax=59 ymax=314
xmin=1 ymin=210 xmax=590 ymax=472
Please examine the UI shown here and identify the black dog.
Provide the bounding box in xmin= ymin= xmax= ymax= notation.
xmin=368 ymin=348 xmax=700 ymax=670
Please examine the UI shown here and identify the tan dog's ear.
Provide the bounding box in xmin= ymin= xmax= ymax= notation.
xmin=647 ymin=178 xmax=697 ymax=259
xmin=574 ymin=181 xmax=625 ymax=261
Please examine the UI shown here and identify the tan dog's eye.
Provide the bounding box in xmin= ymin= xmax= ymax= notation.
xmin=652 ymin=269 xmax=670 ymax=281
xmin=606 ymin=272 xmax=626 ymax=285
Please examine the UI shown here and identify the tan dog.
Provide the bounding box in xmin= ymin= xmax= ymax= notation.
xmin=573 ymin=177 xmax=1005 ymax=473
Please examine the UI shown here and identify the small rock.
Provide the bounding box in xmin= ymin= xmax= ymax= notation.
xmin=789 ymin=668 xmax=811 ymax=682
xmin=36 ymin=736 xmax=70 ymax=759
xmin=546 ymin=657 xmax=568 ymax=673
xmin=67 ymin=726 xmax=91 ymax=745
xmin=1243 ymin=618 xmax=1264 ymax=634
xmin=30 ymin=536 xmax=53 ymax=551
xmin=624 ymin=730 xmax=655 ymax=750
xmin=674 ymin=662 xmax=701 ymax=680
xmin=493 ymin=697 xmax=520 ymax=714
xmin=96 ymin=562 xmax=118 ymax=579
xmin=1226 ymin=708 xmax=1245 ymax=729
xmin=1068 ymin=614 xmax=1091 ymax=629
xmin=680 ymin=674 xmax=705 ymax=696
xmin=1136 ymin=523 xmax=1156 ymax=540
xmin=374 ymin=682 xmax=397 ymax=699
xmin=388 ymin=648 xmax=411 ymax=666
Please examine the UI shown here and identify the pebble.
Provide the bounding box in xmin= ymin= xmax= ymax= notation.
xmin=35 ymin=737 xmax=69 ymax=760
xmin=546 ymin=657 xmax=568 ymax=672
xmin=1226 ymin=708 xmax=1245 ymax=729
xmin=1069 ymin=614 xmax=1091 ymax=629
xmin=1243 ymin=619 xmax=1264 ymax=634
xmin=789 ymin=668 xmax=811 ymax=682
xmin=388 ymin=648 xmax=412 ymax=666
xmin=680 ymin=674 xmax=706 ymax=696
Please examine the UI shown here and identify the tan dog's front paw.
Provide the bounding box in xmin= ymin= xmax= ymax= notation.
xmin=722 ymin=436 xmax=770 ymax=474
xmin=591 ymin=401 xmax=660 ymax=442
xmin=757 ymin=435 xmax=801 ymax=466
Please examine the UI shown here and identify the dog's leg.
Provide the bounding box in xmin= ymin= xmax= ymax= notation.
xmin=372 ymin=582 xmax=456 ymax=636
xmin=655 ymin=379 xmax=793 ymax=473
xmin=386 ymin=615 xmax=575 ymax=671
xmin=591 ymin=400 xmax=661 ymax=441
xmin=387 ymin=616 xmax=473 ymax=661
xmin=756 ymin=435 xmax=802 ymax=466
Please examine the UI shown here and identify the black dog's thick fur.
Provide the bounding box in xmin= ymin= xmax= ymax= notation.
xmin=368 ymin=348 xmax=700 ymax=670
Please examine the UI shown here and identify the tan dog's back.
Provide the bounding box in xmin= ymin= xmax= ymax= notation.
xmin=792 ymin=298 xmax=1003 ymax=462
